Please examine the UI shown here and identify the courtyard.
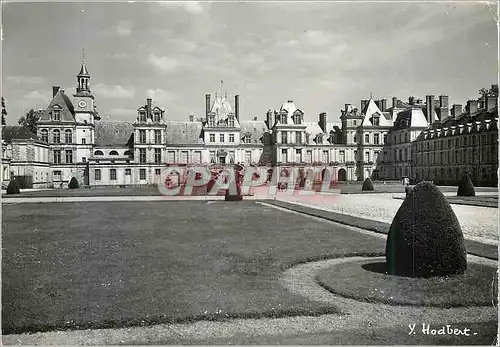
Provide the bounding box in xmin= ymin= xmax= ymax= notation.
xmin=2 ymin=196 xmax=498 ymax=345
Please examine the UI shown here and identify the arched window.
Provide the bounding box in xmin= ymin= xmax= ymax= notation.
xmin=109 ymin=150 xmax=119 ymax=156
xmin=53 ymin=130 xmax=60 ymax=144
xmin=94 ymin=150 xmax=104 ymax=156
xmin=65 ymin=130 xmax=72 ymax=144
xmin=41 ymin=129 xmax=48 ymax=143
xmin=124 ymin=150 xmax=131 ymax=157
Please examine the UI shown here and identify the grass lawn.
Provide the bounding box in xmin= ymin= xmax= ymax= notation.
xmin=317 ymin=259 xmax=498 ymax=308
xmin=2 ymin=200 xmax=387 ymax=334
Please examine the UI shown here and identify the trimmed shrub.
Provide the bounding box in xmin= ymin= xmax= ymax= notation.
xmin=6 ymin=180 xmax=20 ymax=195
xmin=68 ymin=177 xmax=79 ymax=189
xmin=362 ymin=177 xmax=374 ymax=191
xmin=225 ymin=185 xmax=243 ymax=201
xmin=386 ymin=181 xmax=467 ymax=278
xmin=457 ymin=174 xmax=475 ymax=197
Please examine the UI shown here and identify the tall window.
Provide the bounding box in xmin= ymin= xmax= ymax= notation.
xmin=53 ymin=171 xmax=61 ymax=181
xmin=139 ymin=130 xmax=146 ymax=144
xmin=404 ymin=133 xmax=408 ymax=142
xmin=365 ymin=151 xmax=370 ymax=162
xmin=125 ymin=168 xmax=131 ymax=176
xmin=322 ymin=150 xmax=329 ymax=163
xmin=374 ymin=151 xmax=379 ymax=162
xmin=339 ymin=150 xmax=345 ymax=163
xmin=153 ymin=112 xmax=161 ymax=122
xmin=383 ymin=133 xmax=388 ymax=144
xmin=245 ymin=151 xmax=252 ymax=163
xmin=41 ymin=129 xmax=48 ymax=143
xmin=65 ymin=150 xmax=73 ymax=164
xmin=228 ymin=117 xmax=235 ymax=127
xmin=53 ymin=130 xmax=60 ymax=144
xmin=281 ymin=149 xmax=288 ymax=162
xmin=220 ymin=134 xmax=225 ymax=142
xmin=364 ymin=134 xmax=369 ymax=144
xmin=208 ymin=116 xmax=215 ymax=127
xmin=53 ymin=150 xmax=61 ymax=164
xmin=154 ymin=148 xmax=161 ymax=164
xmin=307 ymin=150 xmax=313 ymax=163
xmin=180 ymin=151 xmax=188 ymax=164
xmin=372 ymin=116 xmax=379 ymax=126
xmin=229 ymin=134 xmax=234 ymax=142
xmin=95 ymin=169 xmax=101 ymax=181
xmin=374 ymin=133 xmax=380 ymax=145
xmin=65 ymin=130 xmax=72 ymax=144
xmin=110 ymin=169 xmax=117 ymax=181
xmin=139 ymin=111 xmax=146 ymax=122
xmin=295 ymin=149 xmax=302 ymax=162
xmin=281 ymin=131 xmax=288 ymax=144
xmin=295 ymin=131 xmax=302 ymax=144
xmin=139 ymin=169 xmax=146 ymax=180
xmin=82 ymin=138 xmax=86 ymax=144
xmin=209 ymin=134 xmax=215 ymax=143
xmin=155 ymin=130 xmax=161 ymax=144
xmin=404 ymin=148 xmax=408 ymax=161
xmin=139 ymin=148 xmax=146 ymax=163
xmin=245 ymin=136 xmax=251 ymax=144
xmin=53 ymin=110 xmax=60 ymax=121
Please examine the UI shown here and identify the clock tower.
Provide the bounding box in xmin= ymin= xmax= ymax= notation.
xmin=74 ymin=61 xmax=100 ymax=123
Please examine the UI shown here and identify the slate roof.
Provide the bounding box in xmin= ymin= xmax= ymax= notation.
xmin=165 ymin=121 xmax=204 ymax=145
xmin=39 ymin=89 xmax=75 ymax=122
xmin=239 ymin=120 xmax=268 ymax=144
xmin=94 ymin=121 xmax=134 ymax=147
xmin=2 ymin=126 xmax=39 ymax=143
xmin=361 ymin=99 xmax=392 ymax=127
xmin=393 ymin=107 xmax=429 ymax=129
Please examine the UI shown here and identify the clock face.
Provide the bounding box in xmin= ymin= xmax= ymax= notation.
xmin=78 ymin=100 xmax=87 ymax=108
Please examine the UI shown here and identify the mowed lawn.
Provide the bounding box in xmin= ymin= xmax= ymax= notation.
xmin=2 ymin=201 xmax=386 ymax=334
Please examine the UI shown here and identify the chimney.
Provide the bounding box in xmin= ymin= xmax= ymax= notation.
xmin=266 ymin=110 xmax=273 ymax=129
xmin=486 ymin=95 xmax=497 ymax=111
xmin=253 ymin=116 xmax=258 ymax=121
xmin=380 ymin=99 xmax=387 ymax=112
xmin=439 ymin=95 xmax=449 ymax=108
xmin=451 ymin=104 xmax=462 ymax=119
xmin=53 ymin=86 xmax=60 ymax=97
xmin=146 ymin=98 xmax=152 ymax=118
xmin=319 ymin=112 xmax=327 ymax=132
xmin=205 ymin=94 xmax=211 ymax=116
xmin=392 ymin=97 xmax=398 ymax=108
xmin=466 ymin=100 xmax=479 ymax=115
xmin=425 ymin=95 xmax=435 ymax=124
xmin=361 ymin=99 xmax=368 ymax=111
xmin=408 ymin=96 xmax=415 ymax=105
xmin=235 ymin=94 xmax=240 ymax=121
xmin=189 ymin=115 xmax=194 ymax=122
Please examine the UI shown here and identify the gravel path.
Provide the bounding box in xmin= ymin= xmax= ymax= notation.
xmin=276 ymin=193 xmax=498 ymax=243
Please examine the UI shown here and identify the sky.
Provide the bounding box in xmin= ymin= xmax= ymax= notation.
xmin=1 ymin=1 xmax=498 ymax=125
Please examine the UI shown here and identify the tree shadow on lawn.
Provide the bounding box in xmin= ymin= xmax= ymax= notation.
xmin=317 ymin=260 xmax=498 ymax=308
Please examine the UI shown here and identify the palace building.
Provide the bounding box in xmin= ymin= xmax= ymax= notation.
xmin=1 ymin=61 xmax=498 ymax=188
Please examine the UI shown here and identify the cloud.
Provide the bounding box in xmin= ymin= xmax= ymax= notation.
xmin=114 ymin=21 xmax=133 ymax=36
xmin=145 ymin=88 xmax=178 ymax=104
xmin=106 ymin=52 xmax=131 ymax=60
xmin=157 ymin=1 xmax=205 ymax=14
xmin=107 ymin=108 xmax=138 ymax=118
xmin=25 ymin=90 xmax=50 ymax=102
xmin=7 ymin=75 xmax=45 ymax=84
xmin=93 ymin=84 xmax=135 ymax=98
xmin=148 ymin=54 xmax=179 ymax=73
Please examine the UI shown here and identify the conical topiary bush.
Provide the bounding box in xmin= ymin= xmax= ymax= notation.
xmin=457 ymin=173 xmax=475 ymax=197
xmin=68 ymin=177 xmax=79 ymax=189
xmin=385 ymin=181 xmax=467 ymax=278
xmin=6 ymin=180 xmax=20 ymax=195
xmin=362 ymin=177 xmax=374 ymax=191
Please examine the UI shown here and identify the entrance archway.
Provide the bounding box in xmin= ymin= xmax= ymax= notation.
xmin=338 ymin=168 xmax=347 ymax=182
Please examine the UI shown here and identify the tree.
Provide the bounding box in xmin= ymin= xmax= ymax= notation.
xmin=1 ymin=97 xmax=7 ymax=125
xmin=18 ymin=109 xmax=40 ymax=134
xmin=386 ymin=181 xmax=467 ymax=278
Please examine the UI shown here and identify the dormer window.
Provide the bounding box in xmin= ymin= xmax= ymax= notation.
xmin=208 ymin=115 xmax=215 ymax=127
xmin=153 ymin=112 xmax=161 ymax=122
xmin=53 ymin=110 xmax=61 ymax=121
xmin=139 ymin=111 xmax=146 ymax=122
xmin=280 ymin=114 xmax=287 ymax=124
xmin=243 ymin=135 xmax=251 ymax=144
xmin=228 ymin=116 xmax=235 ymax=127
xmin=372 ymin=115 xmax=380 ymax=126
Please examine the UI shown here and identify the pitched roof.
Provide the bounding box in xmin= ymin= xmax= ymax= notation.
xmin=239 ymin=120 xmax=268 ymax=143
xmin=2 ymin=126 xmax=39 ymax=143
xmin=304 ymin=122 xmax=324 ymax=137
xmin=166 ymin=120 xmax=204 ymax=145
xmin=393 ymin=107 xmax=428 ymax=129
xmin=94 ymin=121 xmax=134 ymax=147
xmin=361 ymin=99 xmax=392 ymax=126
xmin=39 ymin=89 xmax=75 ymax=122
xmin=78 ymin=63 xmax=90 ymax=76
